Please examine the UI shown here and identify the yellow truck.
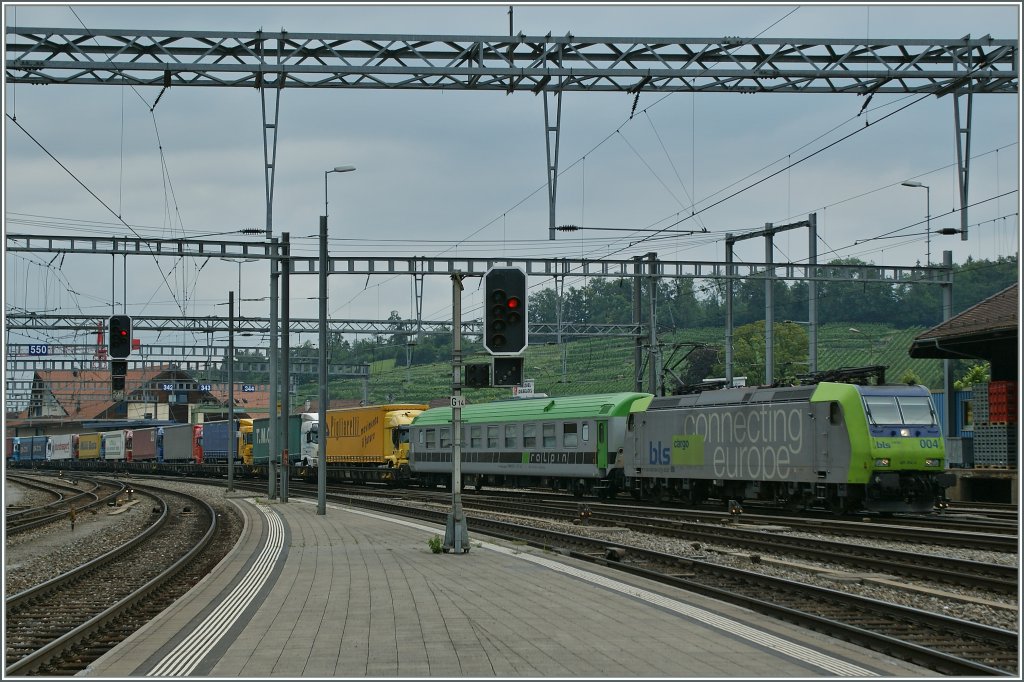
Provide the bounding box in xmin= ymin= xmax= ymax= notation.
xmin=315 ymin=404 xmax=426 ymax=484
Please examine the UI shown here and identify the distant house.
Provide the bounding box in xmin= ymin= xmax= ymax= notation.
xmin=6 ymin=366 xmax=269 ymax=435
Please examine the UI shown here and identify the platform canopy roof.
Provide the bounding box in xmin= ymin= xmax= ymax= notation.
xmin=909 ymin=283 xmax=1018 ymax=380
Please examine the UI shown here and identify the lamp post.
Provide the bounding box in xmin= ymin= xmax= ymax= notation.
xmin=319 ymin=165 xmax=356 ymax=516
xmin=220 ymin=257 xmax=258 ymax=318
xmin=901 ymin=181 xmax=931 ymax=266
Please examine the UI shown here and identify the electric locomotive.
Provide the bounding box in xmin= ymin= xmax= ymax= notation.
xmin=621 ymin=381 xmax=955 ymax=513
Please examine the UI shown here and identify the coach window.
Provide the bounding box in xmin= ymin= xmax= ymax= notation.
xmin=543 ymin=423 xmax=557 ymax=448
xmin=504 ymin=424 xmax=518 ymax=448
xmin=563 ymin=422 xmax=578 ymax=448
xmin=439 ymin=427 xmax=451 ymax=449
xmin=581 ymin=423 xmax=590 ymax=442
xmin=523 ymin=424 xmax=538 ymax=447
xmin=487 ymin=425 xmax=499 ymax=448
xmin=425 ymin=428 xmax=436 ymax=449
xmin=470 ymin=425 xmax=483 ymax=448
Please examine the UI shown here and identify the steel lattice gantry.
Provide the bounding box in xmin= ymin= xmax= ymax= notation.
xmin=4 ymin=29 xmax=1016 ymax=93
xmin=4 ymin=28 xmax=1018 ymax=241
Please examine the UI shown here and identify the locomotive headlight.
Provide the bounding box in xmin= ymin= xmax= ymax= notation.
xmin=925 ymin=459 xmax=940 ymax=467
xmin=874 ymin=458 xmax=891 ymax=467
xmin=899 ymin=428 xmax=911 ymax=437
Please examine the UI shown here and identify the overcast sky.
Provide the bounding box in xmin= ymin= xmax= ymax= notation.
xmin=3 ymin=2 xmax=1021 ymax=356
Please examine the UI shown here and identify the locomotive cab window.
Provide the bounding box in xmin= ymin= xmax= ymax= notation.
xmin=896 ymin=396 xmax=937 ymax=425
xmin=863 ymin=396 xmax=901 ymax=425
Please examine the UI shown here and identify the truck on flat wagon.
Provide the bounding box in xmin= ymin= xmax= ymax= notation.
xmin=251 ymin=413 xmax=311 ymax=470
xmin=310 ymin=404 xmax=426 ymax=484
xmin=160 ymin=424 xmax=201 ymax=463
xmin=77 ymin=433 xmax=101 ymax=460
xmin=131 ymin=427 xmax=159 ymax=462
xmin=200 ymin=419 xmax=243 ymax=464
xmin=49 ymin=434 xmax=77 ymax=461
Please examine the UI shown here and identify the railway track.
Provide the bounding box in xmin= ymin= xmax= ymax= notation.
xmin=4 ymin=482 xmax=227 ymax=676
xmin=453 ymin=498 xmax=1020 ymax=594
xmin=6 ymin=475 xmax=126 ymax=535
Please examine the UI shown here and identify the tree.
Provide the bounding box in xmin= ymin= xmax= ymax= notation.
xmin=954 ymin=362 xmax=991 ymax=390
xmin=716 ymin=320 xmax=809 ymax=386
xmin=899 ymin=369 xmax=922 ymax=385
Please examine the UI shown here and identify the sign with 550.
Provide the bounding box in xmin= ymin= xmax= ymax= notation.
xmin=27 ymin=344 xmax=49 ymax=355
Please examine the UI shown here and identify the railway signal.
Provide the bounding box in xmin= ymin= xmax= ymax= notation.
xmin=109 ymin=315 xmax=133 ymax=358
xmin=492 ymin=356 xmax=524 ymax=387
xmin=465 ymin=363 xmax=490 ymax=388
xmin=483 ymin=266 xmax=527 ymax=355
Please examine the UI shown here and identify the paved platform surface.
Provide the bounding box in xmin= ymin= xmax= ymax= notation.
xmin=82 ymin=494 xmax=935 ymax=678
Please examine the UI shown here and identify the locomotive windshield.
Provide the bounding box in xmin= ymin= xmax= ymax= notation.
xmin=863 ymin=394 xmax=937 ymax=426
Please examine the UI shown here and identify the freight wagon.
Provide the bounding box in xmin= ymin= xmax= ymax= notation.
xmin=161 ymin=424 xmax=202 ymax=463
xmin=199 ymin=420 xmax=244 ymax=464
xmin=251 ymin=414 xmax=311 ymax=468
xmin=310 ymin=404 xmax=426 ymax=484
xmin=49 ymin=434 xmax=77 ymax=461
xmin=77 ymin=433 xmax=102 ymax=460
xmin=7 ymin=436 xmax=20 ymax=461
xmin=131 ymin=427 xmax=159 ymax=462
xmin=27 ymin=435 xmax=51 ymax=461
xmin=100 ymin=431 xmax=126 ymax=461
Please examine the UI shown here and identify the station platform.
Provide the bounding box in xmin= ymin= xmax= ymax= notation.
xmin=82 ymin=493 xmax=934 ymax=678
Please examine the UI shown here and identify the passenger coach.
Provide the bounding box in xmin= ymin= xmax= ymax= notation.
xmin=409 ymin=392 xmax=652 ymax=495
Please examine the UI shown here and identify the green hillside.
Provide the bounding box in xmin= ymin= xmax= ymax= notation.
xmin=297 ymin=323 xmax=952 ymax=406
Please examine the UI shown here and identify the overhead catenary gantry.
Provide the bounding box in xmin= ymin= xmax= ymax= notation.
xmin=5 ymin=28 xmax=1018 ymax=242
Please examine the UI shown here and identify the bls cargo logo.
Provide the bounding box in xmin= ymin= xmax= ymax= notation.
xmin=647 ymin=436 xmax=704 ymax=466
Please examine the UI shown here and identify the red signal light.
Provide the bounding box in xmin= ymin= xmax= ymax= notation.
xmin=507 ymin=297 xmax=521 ymax=309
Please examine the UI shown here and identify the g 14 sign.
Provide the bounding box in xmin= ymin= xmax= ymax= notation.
xmin=27 ymin=344 xmax=49 ymax=355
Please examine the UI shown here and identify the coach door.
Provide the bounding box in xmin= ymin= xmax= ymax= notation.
xmin=596 ymin=420 xmax=608 ymax=468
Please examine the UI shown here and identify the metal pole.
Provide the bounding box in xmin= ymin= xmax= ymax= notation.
xmin=646 ymin=252 xmax=658 ymax=395
xmin=764 ymin=225 xmax=774 ymax=385
xmin=443 ymin=272 xmax=469 ymax=553
xmin=227 ymin=291 xmax=234 ymax=492
xmin=280 ymin=232 xmax=290 ymax=503
xmin=942 ymin=250 xmax=954 ymax=438
xmin=725 ymin=235 xmax=734 ymax=386
xmin=926 ymin=185 xmax=932 ymax=266
xmin=807 ymin=214 xmax=818 ymax=374
xmin=268 ymin=238 xmax=278 ymax=499
xmin=318 ymin=214 xmax=328 ymax=515
xmin=633 ymin=256 xmax=643 ymax=392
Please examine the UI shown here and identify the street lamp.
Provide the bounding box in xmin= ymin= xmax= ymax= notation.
xmin=325 ymin=165 xmax=357 ymax=218
xmin=319 ymin=164 xmax=356 ymax=516
xmin=901 ymin=181 xmax=931 ymax=266
xmin=220 ymin=257 xmax=258 ymax=318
